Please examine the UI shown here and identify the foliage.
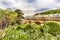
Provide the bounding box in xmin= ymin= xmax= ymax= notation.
xmin=35 ymin=9 xmax=60 ymax=15
xmin=15 ymin=9 xmax=24 ymax=24
xmin=0 ymin=8 xmax=24 ymax=28
xmin=0 ymin=23 xmax=58 ymax=40
xmin=0 ymin=25 xmax=29 ymax=40
xmin=0 ymin=8 xmax=59 ymax=40
xmin=15 ymin=9 xmax=24 ymax=19
xmin=41 ymin=22 xmax=60 ymax=36
xmin=4 ymin=8 xmax=18 ymax=24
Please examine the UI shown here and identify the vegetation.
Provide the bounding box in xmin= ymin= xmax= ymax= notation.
xmin=0 ymin=8 xmax=24 ymax=28
xmin=15 ymin=9 xmax=24 ymax=19
xmin=44 ymin=22 xmax=60 ymax=36
xmin=35 ymin=9 xmax=60 ymax=15
xmin=0 ymin=22 xmax=59 ymax=40
xmin=0 ymin=24 xmax=57 ymax=40
xmin=0 ymin=8 xmax=60 ymax=40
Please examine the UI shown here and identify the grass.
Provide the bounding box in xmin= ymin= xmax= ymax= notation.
xmin=0 ymin=22 xmax=60 ymax=40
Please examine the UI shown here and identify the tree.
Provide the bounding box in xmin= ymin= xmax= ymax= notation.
xmin=15 ymin=9 xmax=24 ymax=24
xmin=15 ymin=9 xmax=24 ymax=19
xmin=3 ymin=8 xmax=18 ymax=25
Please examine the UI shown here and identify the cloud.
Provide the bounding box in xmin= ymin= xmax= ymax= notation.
xmin=35 ymin=8 xmax=50 ymax=12
xmin=0 ymin=0 xmax=60 ymax=16
xmin=56 ymin=0 xmax=60 ymax=3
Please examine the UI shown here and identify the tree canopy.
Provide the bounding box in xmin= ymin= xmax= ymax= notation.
xmin=0 ymin=8 xmax=24 ymax=27
xmin=15 ymin=9 xmax=24 ymax=19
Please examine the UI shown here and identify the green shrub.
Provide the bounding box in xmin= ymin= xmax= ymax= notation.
xmin=0 ymin=25 xmax=29 ymax=40
xmin=41 ymin=22 xmax=60 ymax=36
xmin=0 ymin=23 xmax=58 ymax=40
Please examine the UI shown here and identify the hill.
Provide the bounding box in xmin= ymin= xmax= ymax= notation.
xmin=35 ymin=9 xmax=60 ymax=15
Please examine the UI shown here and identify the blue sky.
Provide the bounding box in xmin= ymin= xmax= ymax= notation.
xmin=0 ymin=0 xmax=60 ymax=16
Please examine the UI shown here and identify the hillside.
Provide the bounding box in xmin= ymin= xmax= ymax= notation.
xmin=35 ymin=9 xmax=60 ymax=15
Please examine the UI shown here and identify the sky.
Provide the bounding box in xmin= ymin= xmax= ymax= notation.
xmin=0 ymin=0 xmax=60 ymax=16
